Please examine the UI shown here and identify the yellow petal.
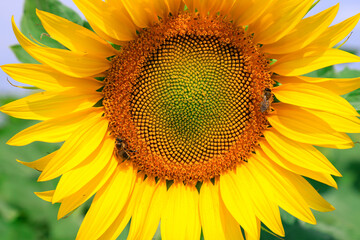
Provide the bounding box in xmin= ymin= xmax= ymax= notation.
xmin=0 ymin=90 xmax=102 ymax=120
xmin=74 ymin=0 xmax=137 ymax=44
xmin=35 ymin=190 xmax=55 ymax=202
xmin=310 ymin=13 xmax=360 ymax=48
xmin=268 ymin=103 xmax=353 ymax=148
xmin=17 ymin=151 xmax=57 ymax=172
xmin=200 ymin=180 xmax=244 ymax=240
xmin=36 ymin=10 xmax=116 ymax=58
xmin=57 ymin=157 xmax=117 ymax=219
xmin=275 ymin=75 xmax=360 ymax=95
xmin=287 ymin=173 xmax=335 ymax=212
xmin=11 ymin=16 xmax=37 ymax=48
xmin=98 ymin=173 xmax=145 ymax=240
xmin=210 ymin=0 xmax=236 ymax=16
xmin=121 ymin=0 xmax=159 ymax=28
xmin=249 ymin=155 xmax=316 ymax=224
xmin=262 ymin=4 xmax=339 ymax=54
xmin=220 ymin=170 xmax=259 ymax=240
xmin=128 ymin=178 xmax=168 ymax=240
xmin=1 ymin=64 xmax=103 ymax=92
xmin=38 ymin=115 xmax=108 ymax=181
xmin=152 ymin=0 xmax=170 ymax=18
xmin=263 ymin=129 xmax=341 ymax=176
xmin=257 ymin=149 xmax=335 ymax=212
xmin=24 ymin=46 xmax=111 ymax=78
xmin=271 ymin=48 xmax=360 ymax=76
xmin=273 ymin=83 xmax=359 ymax=117
xmin=161 ymin=183 xmax=201 ymax=240
xmin=259 ymin=142 xmax=338 ymax=188
xmin=237 ymin=165 xmax=285 ymax=237
xmin=8 ymin=108 xmax=103 ymax=146
xmin=76 ymin=162 xmax=136 ymax=240
xmin=250 ymin=0 xmax=313 ymax=44
xmin=183 ymin=0 xmax=219 ymax=17
xmin=166 ymin=0 xmax=184 ymax=15
xmin=230 ymin=0 xmax=272 ymax=26
xmin=302 ymin=108 xmax=360 ymax=133
xmin=52 ymin=135 xmax=115 ymax=203
xmin=12 ymin=17 xmax=111 ymax=78
xmin=244 ymin=219 xmax=261 ymax=240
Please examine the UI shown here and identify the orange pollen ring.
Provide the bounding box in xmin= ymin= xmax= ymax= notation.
xmin=103 ymin=14 xmax=272 ymax=183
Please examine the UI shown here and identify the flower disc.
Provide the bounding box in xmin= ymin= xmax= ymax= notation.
xmin=104 ymin=15 xmax=273 ymax=182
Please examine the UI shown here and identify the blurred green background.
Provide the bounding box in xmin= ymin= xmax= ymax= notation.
xmin=1 ymin=0 xmax=360 ymax=239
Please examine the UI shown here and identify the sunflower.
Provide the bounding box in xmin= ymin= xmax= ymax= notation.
xmin=1 ymin=0 xmax=360 ymax=239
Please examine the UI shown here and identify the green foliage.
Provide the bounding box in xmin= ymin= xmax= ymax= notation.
xmin=0 ymin=102 xmax=83 ymax=239
xmin=10 ymin=45 xmax=39 ymax=64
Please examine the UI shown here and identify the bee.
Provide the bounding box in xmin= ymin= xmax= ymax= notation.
xmin=115 ymin=138 xmax=135 ymax=160
xmin=260 ymin=88 xmax=272 ymax=113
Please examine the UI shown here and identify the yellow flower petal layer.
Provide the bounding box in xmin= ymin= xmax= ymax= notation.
xmin=272 ymin=48 xmax=360 ymax=76
xmin=36 ymin=10 xmax=116 ymax=58
xmin=35 ymin=190 xmax=55 ymax=202
xmin=268 ymin=103 xmax=353 ymax=148
xmin=231 ymin=165 xmax=286 ymax=237
xmin=57 ymin=157 xmax=118 ymax=219
xmin=263 ymin=129 xmax=341 ymax=177
xmin=259 ymin=143 xmax=338 ymax=188
xmin=52 ymin=135 xmax=115 ymax=203
xmin=99 ymin=173 xmax=145 ymax=240
xmin=121 ymin=0 xmax=159 ymax=28
xmin=249 ymin=155 xmax=316 ymax=224
xmin=17 ymin=151 xmax=57 ymax=172
xmin=251 ymin=0 xmax=313 ymax=44
xmin=0 ymin=90 xmax=102 ymax=120
xmin=8 ymin=108 xmax=103 ymax=146
xmin=262 ymin=4 xmax=338 ymax=55
xmin=271 ymin=48 xmax=360 ymax=76
xmin=200 ymin=180 xmax=244 ymax=240
xmin=220 ymin=171 xmax=259 ymax=240
xmin=127 ymin=178 xmax=167 ymax=240
xmin=288 ymin=173 xmax=335 ymax=212
xmin=275 ymin=75 xmax=360 ymax=95
xmin=273 ymin=83 xmax=359 ymax=117
xmin=230 ymin=0 xmax=272 ymax=26
xmin=39 ymin=115 xmax=108 ymax=181
xmin=1 ymin=64 xmax=102 ymax=92
xmin=74 ymin=0 xmax=136 ymax=44
xmin=309 ymin=13 xmax=360 ymax=49
xmin=24 ymin=47 xmax=111 ymax=78
xmin=76 ymin=162 xmax=136 ymax=240
xmin=303 ymin=108 xmax=360 ymax=133
xmin=161 ymin=183 xmax=201 ymax=240
xmin=12 ymin=18 xmax=111 ymax=78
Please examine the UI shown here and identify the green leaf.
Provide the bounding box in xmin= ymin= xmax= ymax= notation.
xmin=305 ymin=174 xmax=360 ymax=240
xmin=337 ymin=67 xmax=360 ymax=78
xmin=305 ymin=66 xmax=337 ymax=78
xmin=345 ymin=89 xmax=360 ymax=112
xmin=0 ymin=102 xmax=82 ymax=240
xmin=10 ymin=44 xmax=39 ymax=64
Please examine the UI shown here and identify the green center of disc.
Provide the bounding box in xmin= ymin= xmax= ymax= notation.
xmin=131 ymin=35 xmax=252 ymax=164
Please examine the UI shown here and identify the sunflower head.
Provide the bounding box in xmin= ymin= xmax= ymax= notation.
xmin=1 ymin=0 xmax=360 ymax=239
xmin=104 ymin=14 xmax=273 ymax=183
